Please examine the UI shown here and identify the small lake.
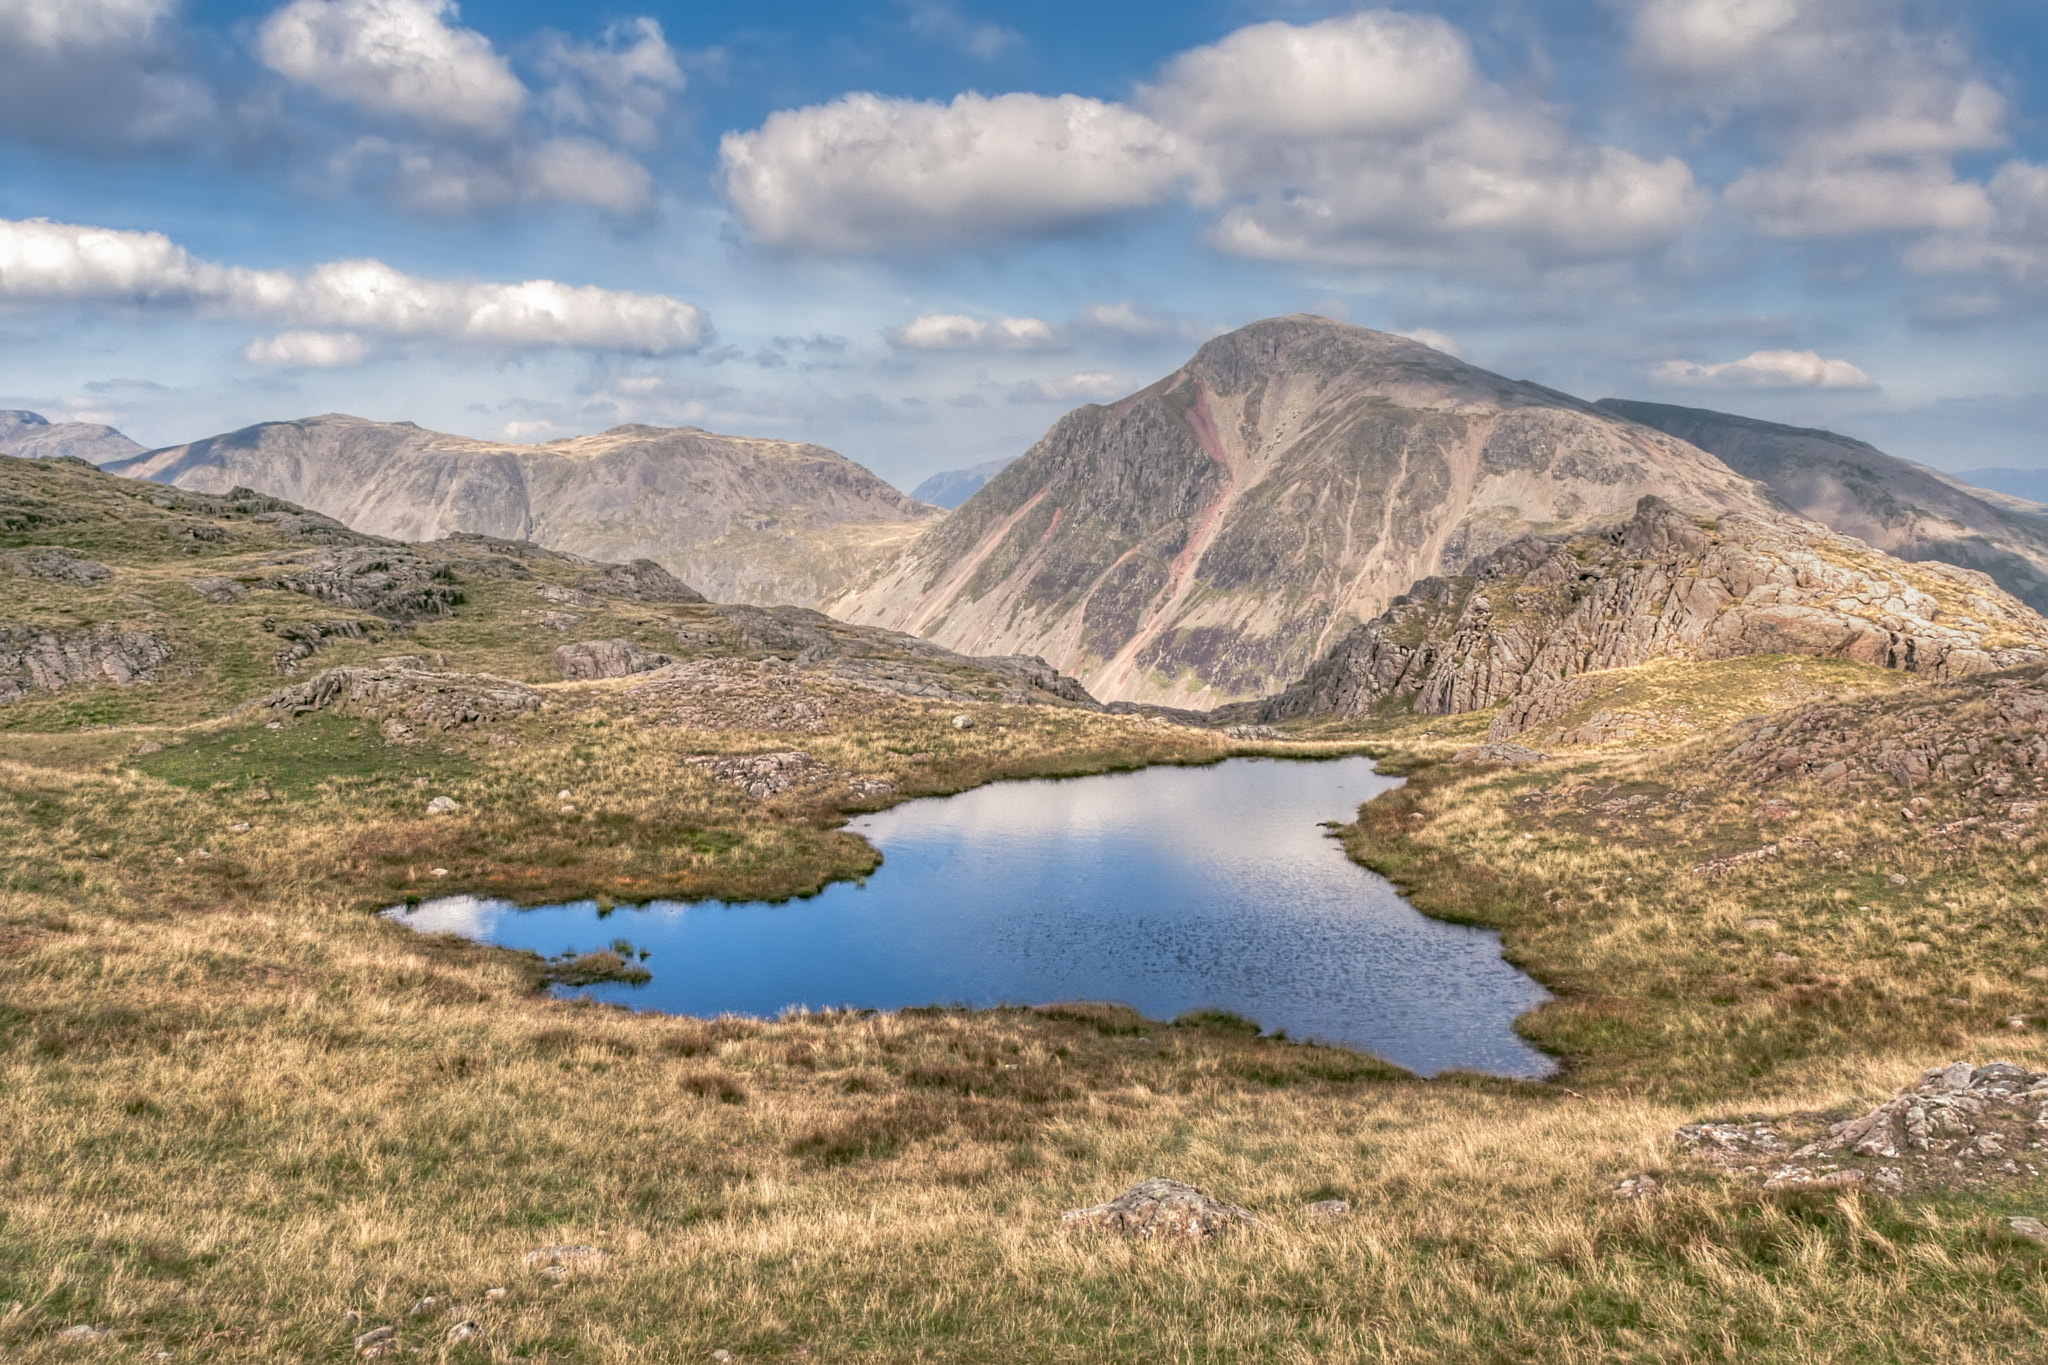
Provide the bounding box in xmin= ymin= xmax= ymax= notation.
xmin=387 ymin=756 xmax=1554 ymax=1078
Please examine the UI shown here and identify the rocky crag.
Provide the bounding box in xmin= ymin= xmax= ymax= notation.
xmin=1597 ymin=399 xmax=2048 ymax=614
xmin=105 ymin=415 xmax=939 ymax=607
xmin=830 ymin=316 xmax=1774 ymax=707
xmin=1252 ymin=497 xmax=2048 ymax=729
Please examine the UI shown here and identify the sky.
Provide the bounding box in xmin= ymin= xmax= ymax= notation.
xmin=1 ymin=0 xmax=2045 ymax=491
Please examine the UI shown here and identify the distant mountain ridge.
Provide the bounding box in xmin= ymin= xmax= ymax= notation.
xmin=105 ymin=414 xmax=940 ymax=608
xmin=0 ymin=410 xmax=143 ymax=464
xmin=828 ymin=316 xmax=1776 ymax=707
xmin=911 ymin=457 xmax=1015 ymax=509
xmin=1595 ymin=399 xmax=2048 ymax=613
xmin=1954 ymin=468 xmax=2048 ymax=509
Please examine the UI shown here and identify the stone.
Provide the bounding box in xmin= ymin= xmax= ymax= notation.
xmin=188 ymin=575 xmax=246 ymax=604
xmin=445 ymin=1321 xmax=483 ymax=1344
xmin=1450 ymin=742 xmax=1548 ymax=766
xmin=407 ymin=1297 xmax=438 ymax=1318
xmin=951 ymin=714 xmax=974 ymax=730
xmin=687 ymin=751 xmax=823 ymax=800
xmin=710 ymin=1352 xmax=734 ymax=1363
xmin=1059 ymin=1178 xmax=1257 ymax=1240
xmin=426 ymin=796 xmax=458 ymax=815
xmin=484 ymin=1288 xmax=507 ymax=1301
xmin=1302 ymin=1198 xmax=1352 ymax=1219
xmin=523 ymin=1244 xmax=608 ymax=1274
xmin=1888 ymin=873 xmax=1910 ymax=887
xmin=576 ymin=558 xmax=706 ymax=604
xmin=0 ymin=622 xmax=174 ymax=701
xmin=1744 ymin=918 xmax=1779 ymax=933
xmin=1943 ymin=1060 xmax=1977 ymax=1092
xmin=354 ymin=1326 xmax=396 ymax=1351
xmin=257 ymin=666 xmax=540 ymax=731
xmin=2009 ymin=1216 xmax=2048 ymax=1244
xmin=1613 ymin=1175 xmax=1662 ymax=1200
xmin=7 ymin=547 xmax=111 ymax=585
xmin=1773 ymin=952 xmax=1801 ymax=964
xmin=58 ymin=1324 xmax=111 ymax=1341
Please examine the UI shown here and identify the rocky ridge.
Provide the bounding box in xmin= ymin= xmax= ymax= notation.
xmin=0 ymin=410 xmax=143 ymax=464
xmin=1251 ymin=497 xmax=2048 ymax=728
xmin=106 ymin=415 xmax=938 ymax=607
xmin=830 ymin=316 xmax=1775 ymax=707
xmin=1599 ymin=399 xmax=2048 ymax=613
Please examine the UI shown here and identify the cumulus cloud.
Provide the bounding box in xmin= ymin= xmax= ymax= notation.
xmin=1906 ymin=160 xmax=2048 ymax=295
xmin=0 ymin=0 xmax=215 ymax=150
xmin=722 ymin=91 xmax=1184 ymax=253
xmin=1632 ymin=0 xmax=2009 ymax=240
xmin=1396 ymin=328 xmax=1462 ymax=358
xmin=0 ymin=216 xmax=708 ymax=354
xmin=258 ymin=0 xmax=525 ymax=136
xmin=242 ymin=330 xmax=371 ymax=368
xmin=721 ymin=10 xmax=1699 ymax=270
xmin=1653 ymin=349 xmax=1874 ymax=389
xmin=536 ymin=17 xmax=683 ymax=151
xmin=1007 ymin=371 xmax=1124 ymax=404
xmin=887 ymin=313 xmax=1060 ymax=350
xmin=1071 ymin=300 xmax=1214 ymax=343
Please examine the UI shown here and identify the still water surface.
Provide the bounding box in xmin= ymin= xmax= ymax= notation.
xmin=387 ymin=756 xmax=1553 ymax=1078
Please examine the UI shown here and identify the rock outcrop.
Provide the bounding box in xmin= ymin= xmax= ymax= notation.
xmin=831 ymin=316 xmax=1774 ymax=706
xmin=4 ymin=547 xmax=111 ymax=586
xmin=1253 ymin=497 xmax=2048 ymax=727
xmin=1598 ymin=399 xmax=2048 ymax=614
xmin=1059 ymin=1179 xmax=1257 ymax=1240
xmin=553 ymin=639 xmax=674 ymax=680
xmin=257 ymin=667 xmax=540 ymax=731
xmin=105 ymin=415 xmax=938 ymax=607
xmin=0 ymin=623 xmax=173 ymax=700
xmin=575 ymin=558 xmax=704 ymax=603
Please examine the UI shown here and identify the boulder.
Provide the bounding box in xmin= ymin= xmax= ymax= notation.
xmin=577 ymin=558 xmax=705 ymax=603
xmin=0 ymin=622 xmax=173 ymax=700
xmin=1059 ymin=1178 xmax=1257 ymax=1240
xmin=257 ymin=666 xmax=540 ymax=730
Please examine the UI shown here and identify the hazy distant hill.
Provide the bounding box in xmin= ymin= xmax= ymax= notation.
xmin=911 ymin=457 xmax=1015 ymax=510
xmin=0 ymin=410 xmax=142 ymax=464
xmin=829 ymin=316 xmax=1775 ymax=707
xmin=1954 ymin=468 xmax=2048 ymax=508
xmin=105 ymin=415 xmax=940 ymax=608
xmin=1597 ymin=399 xmax=2048 ymax=613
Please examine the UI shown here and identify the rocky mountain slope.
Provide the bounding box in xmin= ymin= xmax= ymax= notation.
xmin=0 ymin=452 xmax=1091 ymax=725
xmin=1252 ymin=497 xmax=2048 ymax=731
xmin=103 ymin=415 xmax=939 ymax=608
xmin=829 ymin=316 xmax=1776 ymax=707
xmin=1596 ymin=399 xmax=2048 ymax=613
xmin=911 ymin=457 xmax=1015 ymax=510
xmin=0 ymin=410 xmax=142 ymax=463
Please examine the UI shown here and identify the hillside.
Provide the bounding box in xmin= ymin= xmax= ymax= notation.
xmin=911 ymin=456 xmax=1015 ymax=509
xmin=1596 ymin=399 xmax=2048 ymax=613
xmin=104 ymin=415 xmax=940 ymax=608
xmin=829 ymin=316 xmax=1776 ymax=707
xmin=0 ymin=409 xmax=142 ymax=463
xmin=1253 ymin=496 xmax=2048 ymax=729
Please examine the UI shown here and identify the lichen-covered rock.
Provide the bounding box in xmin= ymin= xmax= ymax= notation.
xmin=1059 ymin=1178 xmax=1257 ymax=1240
xmin=4 ymin=547 xmax=111 ymax=585
xmin=188 ymin=575 xmax=247 ymax=603
xmin=256 ymin=666 xmax=539 ymax=730
xmin=0 ymin=622 xmax=173 ymax=700
xmin=553 ymin=638 xmax=674 ymax=680
xmin=1257 ymin=497 xmax=2048 ymax=727
xmin=1451 ymin=742 xmax=1549 ymax=766
xmin=577 ymin=558 xmax=705 ymax=603
xmin=686 ymin=751 xmax=823 ymax=799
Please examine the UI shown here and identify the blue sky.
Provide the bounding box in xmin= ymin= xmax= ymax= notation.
xmin=2 ymin=1 xmax=2045 ymax=490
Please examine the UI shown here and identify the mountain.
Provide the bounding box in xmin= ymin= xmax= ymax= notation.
xmin=1251 ymin=496 xmax=2048 ymax=733
xmin=1595 ymin=400 xmax=2048 ymax=613
xmin=911 ymin=457 xmax=1015 ymax=509
xmin=104 ymin=415 xmax=941 ymax=608
xmin=0 ymin=410 xmax=143 ymax=464
xmin=1953 ymin=468 xmax=2048 ymax=508
xmin=826 ymin=316 xmax=1776 ymax=707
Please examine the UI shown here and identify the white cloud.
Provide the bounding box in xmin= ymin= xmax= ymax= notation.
xmin=537 ymin=17 xmax=683 ymax=151
xmin=902 ymin=0 xmax=1020 ymax=61
xmin=1905 ymin=160 xmax=2048 ymax=294
xmin=327 ymin=133 xmax=653 ymax=215
xmin=718 ymin=11 xmax=1700 ymax=271
xmin=242 ymin=330 xmax=370 ymax=368
xmin=1143 ymin=11 xmax=1472 ymax=146
xmin=258 ymin=0 xmax=526 ymax=136
xmin=1396 ymin=328 xmax=1462 ymax=358
xmin=1653 ymin=349 xmax=1874 ymax=389
xmin=1631 ymin=0 xmax=2010 ymax=241
xmin=1070 ymin=300 xmax=1215 ymax=343
xmin=720 ymin=91 xmax=1185 ymax=252
xmin=887 ymin=313 xmax=1060 ymax=350
xmin=0 ymin=0 xmax=213 ymax=149
xmin=1007 ymin=371 xmax=1123 ymax=404
xmin=0 ymin=216 xmax=708 ymax=354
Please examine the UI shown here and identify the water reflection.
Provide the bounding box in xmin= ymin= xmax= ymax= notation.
xmin=389 ymin=756 xmax=1553 ymax=1078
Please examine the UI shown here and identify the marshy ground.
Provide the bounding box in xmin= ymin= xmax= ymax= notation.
xmin=4 ymin=456 xmax=2047 ymax=1361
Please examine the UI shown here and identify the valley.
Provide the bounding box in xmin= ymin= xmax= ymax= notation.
xmin=4 ymin=319 xmax=2048 ymax=1362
